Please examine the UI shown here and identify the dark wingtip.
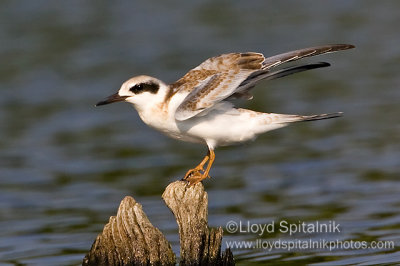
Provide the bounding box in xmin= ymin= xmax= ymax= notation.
xmin=329 ymin=111 xmax=344 ymax=119
xmin=95 ymin=101 xmax=106 ymax=107
xmin=316 ymin=62 xmax=331 ymax=67
xmin=336 ymin=44 xmax=355 ymax=50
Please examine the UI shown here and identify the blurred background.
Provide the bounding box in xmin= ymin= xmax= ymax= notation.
xmin=0 ymin=0 xmax=399 ymax=265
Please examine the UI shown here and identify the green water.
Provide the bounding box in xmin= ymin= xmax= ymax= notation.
xmin=0 ymin=1 xmax=399 ymax=265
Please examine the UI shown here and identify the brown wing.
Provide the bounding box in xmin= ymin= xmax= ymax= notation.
xmin=173 ymin=44 xmax=354 ymax=121
xmin=169 ymin=52 xmax=264 ymax=92
xmin=173 ymin=52 xmax=266 ymax=121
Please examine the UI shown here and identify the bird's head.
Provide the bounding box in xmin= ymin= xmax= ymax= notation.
xmin=96 ymin=75 xmax=168 ymax=112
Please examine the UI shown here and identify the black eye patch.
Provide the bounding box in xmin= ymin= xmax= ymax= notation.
xmin=129 ymin=82 xmax=159 ymax=94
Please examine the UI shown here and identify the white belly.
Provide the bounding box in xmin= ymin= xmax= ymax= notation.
xmin=177 ymin=108 xmax=287 ymax=148
xmin=139 ymin=105 xmax=287 ymax=149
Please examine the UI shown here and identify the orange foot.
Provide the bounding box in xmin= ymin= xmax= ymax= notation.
xmin=182 ymin=149 xmax=215 ymax=186
xmin=184 ymin=171 xmax=208 ymax=186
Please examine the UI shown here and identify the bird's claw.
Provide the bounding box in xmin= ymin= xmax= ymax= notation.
xmin=183 ymin=168 xmax=210 ymax=186
xmin=183 ymin=167 xmax=202 ymax=180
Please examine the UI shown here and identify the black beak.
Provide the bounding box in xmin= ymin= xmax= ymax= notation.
xmin=95 ymin=93 xmax=128 ymax=106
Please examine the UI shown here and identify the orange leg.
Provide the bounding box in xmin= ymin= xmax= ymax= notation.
xmin=184 ymin=149 xmax=215 ymax=186
xmin=202 ymin=149 xmax=215 ymax=179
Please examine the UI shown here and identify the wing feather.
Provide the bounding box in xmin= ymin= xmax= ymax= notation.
xmin=174 ymin=53 xmax=264 ymax=120
xmin=173 ymin=44 xmax=354 ymax=121
xmin=262 ymin=44 xmax=354 ymax=69
xmin=231 ymin=62 xmax=331 ymax=98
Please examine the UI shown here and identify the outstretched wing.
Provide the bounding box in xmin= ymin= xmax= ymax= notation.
xmin=172 ymin=52 xmax=265 ymax=121
xmin=173 ymin=44 xmax=354 ymax=121
xmin=262 ymin=44 xmax=354 ymax=69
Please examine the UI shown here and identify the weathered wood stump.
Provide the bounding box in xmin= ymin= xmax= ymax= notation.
xmin=82 ymin=196 xmax=175 ymax=265
xmin=83 ymin=181 xmax=234 ymax=265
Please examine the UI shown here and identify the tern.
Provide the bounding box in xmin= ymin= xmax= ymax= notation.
xmin=97 ymin=44 xmax=354 ymax=185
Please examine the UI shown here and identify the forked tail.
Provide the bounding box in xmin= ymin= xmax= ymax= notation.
xmin=272 ymin=112 xmax=343 ymax=124
xmin=297 ymin=112 xmax=343 ymax=122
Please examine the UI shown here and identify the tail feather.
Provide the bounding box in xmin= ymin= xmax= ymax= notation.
xmin=272 ymin=112 xmax=343 ymax=124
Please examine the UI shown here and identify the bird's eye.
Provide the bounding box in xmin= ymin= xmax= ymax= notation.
xmin=129 ymin=82 xmax=159 ymax=94
xmin=129 ymin=84 xmax=144 ymax=94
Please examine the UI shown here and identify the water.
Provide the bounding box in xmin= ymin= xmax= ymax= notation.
xmin=1 ymin=1 xmax=399 ymax=265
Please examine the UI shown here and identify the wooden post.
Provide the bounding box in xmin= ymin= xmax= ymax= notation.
xmin=82 ymin=196 xmax=176 ymax=265
xmin=163 ymin=181 xmax=234 ymax=265
xmin=83 ymin=181 xmax=234 ymax=265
